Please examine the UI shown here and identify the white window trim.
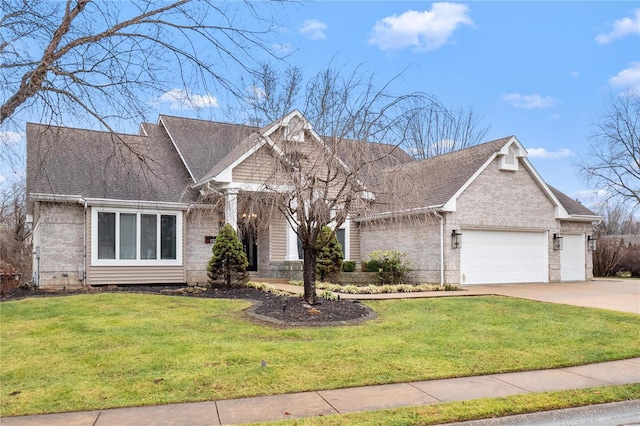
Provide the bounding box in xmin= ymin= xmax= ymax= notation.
xmin=91 ymin=207 xmax=183 ymax=266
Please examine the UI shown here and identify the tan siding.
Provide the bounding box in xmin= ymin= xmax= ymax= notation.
xmin=89 ymin=266 xmax=185 ymax=285
xmin=232 ymin=146 xmax=276 ymax=183
xmin=349 ymin=221 xmax=361 ymax=262
xmin=270 ymin=216 xmax=286 ymax=261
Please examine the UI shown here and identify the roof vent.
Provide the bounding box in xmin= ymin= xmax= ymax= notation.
xmin=286 ymin=117 xmax=305 ymax=142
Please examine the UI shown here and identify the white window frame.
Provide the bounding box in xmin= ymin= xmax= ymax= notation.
xmin=91 ymin=207 xmax=182 ymax=266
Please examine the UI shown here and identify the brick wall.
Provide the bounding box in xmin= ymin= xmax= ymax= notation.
xmin=185 ymin=209 xmax=221 ymax=284
xmin=32 ymin=202 xmax=85 ymax=289
xmin=360 ymin=216 xmax=442 ymax=284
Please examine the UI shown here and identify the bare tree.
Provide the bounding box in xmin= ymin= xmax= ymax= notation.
xmin=1 ymin=0 xmax=281 ymax=133
xmin=0 ymin=179 xmax=31 ymax=287
xmin=596 ymin=200 xmax=640 ymax=236
xmin=579 ymin=90 xmax=640 ymax=207
xmin=402 ymin=97 xmax=490 ymax=159
xmin=239 ymin=64 xmax=431 ymax=304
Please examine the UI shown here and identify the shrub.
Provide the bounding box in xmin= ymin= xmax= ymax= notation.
xmin=617 ymin=243 xmax=640 ymax=277
xmin=207 ymin=223 xmax=248 ymax=288
xmin=316 ymin=226 xmax=343 ymax=282
xmin=366 ymin=250 xmax=411 ymax=284
xmin=593 ymin=237 xmax=640 ymax=277
xmin=593 ymin=236 xmax=624 ymax=277
xmin=342 ymin=261 xmax=356 ymax=272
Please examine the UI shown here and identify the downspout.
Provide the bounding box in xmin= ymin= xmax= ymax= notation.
xmin=83 ymin=199 xmax=87 ymax=285
xmin=434 ymin=211 xmax=444 ymax=286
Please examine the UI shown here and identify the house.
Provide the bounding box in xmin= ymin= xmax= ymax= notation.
xmin=26 ymin=111 xmax=601 ymax=289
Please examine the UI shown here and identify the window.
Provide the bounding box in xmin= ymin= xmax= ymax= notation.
xmin=92 ymin=209 xmax=182 ymax=266
xmin=336 ymin=228 xmax=346 ymax=258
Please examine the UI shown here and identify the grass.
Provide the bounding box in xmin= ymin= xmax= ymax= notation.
xmin=1 ymin=293 xmax=639 ymax=417
xmin=255 ymin=384 xmax=640 ymax=425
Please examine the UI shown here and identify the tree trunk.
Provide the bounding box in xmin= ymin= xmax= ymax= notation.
xmin=302 ymin=247 xmax=318 ymax=305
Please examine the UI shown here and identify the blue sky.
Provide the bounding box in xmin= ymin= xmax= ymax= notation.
xmin=269 ymin=1 xmax=639 ymax=207
xmin=2 ymin=1 xmax=639 ymax=210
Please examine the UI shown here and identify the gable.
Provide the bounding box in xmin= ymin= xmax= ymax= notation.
xmin=454 ymin=156 xmax=558 ymax=227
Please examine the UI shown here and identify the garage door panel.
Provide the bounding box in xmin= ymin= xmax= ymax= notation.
xmin=461 ymin=230 xmax=548 ymax=285
xmin=561 ymin=235 xmax=585 ymax=281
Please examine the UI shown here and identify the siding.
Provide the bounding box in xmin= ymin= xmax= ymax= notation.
xmin=270 ymin=215 xmax=286 ymax=261
xmin=233 ymin=146 xmax=277 ymax=183
xmin=349 ymin=221 xmax=361 ymax=262
xmin=90 ymin=266 xmax=185 ymax=285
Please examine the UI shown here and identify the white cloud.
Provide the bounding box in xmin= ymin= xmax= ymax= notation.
xmin=0 ymin=175 xmax=6 ymax=184
xmin=155 ymin=89 xmax=218 ymax=110
xmin=569 ymin=71 xmax=580 ymax=78
xmin=550 ymin=114 xmax=560 ymax=120
xmin=299 ymin=19 xmax=328 ymax=40
xmin=595 ymin=8 xmax=640 ymax=44
xmin=502 ymin=93 xmax=557 ymax=109
xmin=527 ymin=148 xmax=572 ymax=159
xmin=368 ymin=3 xmax=473 ymax=52
xmin=609 ymin=61 xmax=640 ymax=92
xmin=0 ymin=130 xmax=25 ymax=145
xmin=272 ymin=43 xmax=293 ymax=54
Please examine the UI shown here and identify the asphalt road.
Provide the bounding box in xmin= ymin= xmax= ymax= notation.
xmin=444 ymin=400 xmax=640 ymax=426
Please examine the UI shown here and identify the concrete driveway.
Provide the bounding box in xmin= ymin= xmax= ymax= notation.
xmin=462 ymin=279 xmax=640 ymax=314
xmin=274 ymin=279 xmax=639 ymax=314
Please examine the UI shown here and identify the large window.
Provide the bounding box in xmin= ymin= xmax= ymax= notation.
xmin=93 ymin=209 xmax=182 ymax=266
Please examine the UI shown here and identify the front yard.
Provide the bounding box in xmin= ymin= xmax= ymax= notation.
xmin=1 ymin=293 xmax=639 ymax=417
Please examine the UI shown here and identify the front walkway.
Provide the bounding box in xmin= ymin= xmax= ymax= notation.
xmin=273 ymin=279 xmax=640 ymax=314
xmin=3 ymin=358 xmax=639 ymax=425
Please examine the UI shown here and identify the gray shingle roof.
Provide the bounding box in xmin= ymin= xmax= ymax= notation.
xmin=549 ymin=185 xmax=598 ymax=216
xmin=369 ymin=137 xmax=513 ymax=212
xmin=26 ymin=123 xmax=194 ymax=203
xmin=159 ymin=115 xmax=256 ymax=182
xmin=26 ymin=115 xmax=599 ymax=221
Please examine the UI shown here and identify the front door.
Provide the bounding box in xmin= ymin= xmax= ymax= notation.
xmin=241 ymin=225 xmax=258 ymax=272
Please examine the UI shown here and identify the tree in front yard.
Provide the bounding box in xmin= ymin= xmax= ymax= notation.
xmin=207 ymin=224 xmax=248 ymax=288
xmin=315 ymin=226 xmax=343 ymax=283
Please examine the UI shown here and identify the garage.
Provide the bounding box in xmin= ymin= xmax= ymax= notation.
xmin=460 ymin=230 xmax=548 ymax=285
xmin=560 ymin=234 xmax=585 ymax=281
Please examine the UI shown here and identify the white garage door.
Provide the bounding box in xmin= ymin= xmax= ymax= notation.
xmin=561 ymin=234 xmax=585 ymax=281
xmin=460 ymin=230 xmax=548 ymax=285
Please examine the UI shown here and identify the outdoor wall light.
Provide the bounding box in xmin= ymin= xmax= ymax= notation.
xmin=451 ymin=229 xmax=462 ymax=249
xmin=553 ymin=233 xmax=563 ymax=251
xmin=587 ymin=235 xmax=597 ymax=251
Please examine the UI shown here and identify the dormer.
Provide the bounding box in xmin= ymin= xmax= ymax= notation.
xmin=497 ymin=137 xmax=527 ymax=171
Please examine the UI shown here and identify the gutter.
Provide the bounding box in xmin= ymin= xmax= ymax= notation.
xmin=353 ymin=204 xmax=444 ymax=223
xmin=29 ymin=194 xmax=189 ymax=210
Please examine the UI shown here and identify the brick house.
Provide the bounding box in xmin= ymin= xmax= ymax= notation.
xmin=26 ymin=111 xmax=600 ymax=289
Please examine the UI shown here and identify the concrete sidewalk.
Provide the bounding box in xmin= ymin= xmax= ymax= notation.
xmin=3 ymin=358 xmax=639 ymax=425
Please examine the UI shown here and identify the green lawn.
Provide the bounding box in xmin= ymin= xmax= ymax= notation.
xmin=1 ymin=293 xmax=639 ymax=417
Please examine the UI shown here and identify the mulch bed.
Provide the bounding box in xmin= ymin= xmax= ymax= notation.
xmin=1 ymin=285 xmax=376 ymax=327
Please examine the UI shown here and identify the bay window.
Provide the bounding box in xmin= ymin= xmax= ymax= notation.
xmin=92 ymin=208 xmax=182 ymax=266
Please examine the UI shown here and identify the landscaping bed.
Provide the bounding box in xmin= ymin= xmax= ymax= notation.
xmin=0 ymin=284 xmax=375 ymax=325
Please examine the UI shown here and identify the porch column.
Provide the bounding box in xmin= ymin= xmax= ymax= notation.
xmin=224 ymin=188 xmax=239 ymax=232
xmin=285 ymin=219 xmax=300 ymax=261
